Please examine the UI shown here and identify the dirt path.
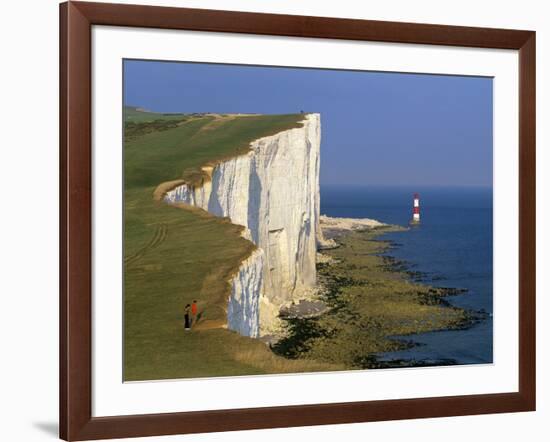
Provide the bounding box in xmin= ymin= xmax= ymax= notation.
xmin=124 ymin=223 xmax=167 ymax=266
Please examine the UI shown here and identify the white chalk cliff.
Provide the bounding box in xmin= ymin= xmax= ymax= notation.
xmin=164 ymin=114 xmax=322 ymax=337
xmin=227 ymin=248 xmax=264 ymax=337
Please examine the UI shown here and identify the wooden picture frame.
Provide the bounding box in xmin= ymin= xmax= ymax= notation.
xmin=59 ymin=1 xmax=536 ymax=440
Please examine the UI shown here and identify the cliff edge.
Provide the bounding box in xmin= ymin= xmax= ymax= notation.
xmin=163 ymin=114 xmax=322 ymax=336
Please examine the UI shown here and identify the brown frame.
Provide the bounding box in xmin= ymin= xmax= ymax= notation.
xmin=59 ymin=1 xmax=536 ymax=440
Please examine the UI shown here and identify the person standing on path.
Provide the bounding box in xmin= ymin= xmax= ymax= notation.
xmin=184 ymin=304 xmax=191 ymax=330
xmin=191 ymin=300 xmax=198 ymax=324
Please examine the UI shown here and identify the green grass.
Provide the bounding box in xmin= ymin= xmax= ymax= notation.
xmin=124 ymin=110 xmax=340 ymax=381
xmin=124 ymin=106 xmax=187 ymax=123
xmin=125 ymin=113 xmax=304 ymax=188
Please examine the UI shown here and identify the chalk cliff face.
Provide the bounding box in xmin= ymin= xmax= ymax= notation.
xmin=227 ymin=248 xmax=264 ymax=338
xmin=165 ymin=114 xmax=321 ymax=336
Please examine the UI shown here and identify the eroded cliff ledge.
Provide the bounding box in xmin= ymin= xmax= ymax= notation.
xmin=163 ymin=114 xmax=322 ymax=336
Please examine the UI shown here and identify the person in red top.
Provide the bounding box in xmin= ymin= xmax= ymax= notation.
xmin=191 ymin=300 xmax=198 ymax=325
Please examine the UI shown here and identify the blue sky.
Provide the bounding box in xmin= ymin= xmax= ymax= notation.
xmin=124 ymin=60 xmax=493 ymax=188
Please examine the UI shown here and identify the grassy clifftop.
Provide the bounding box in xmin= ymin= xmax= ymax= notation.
xmin=124 ymin=109 xmax=339 ymax=381
xmin=125 ymin=112 xmax=304 ymax=188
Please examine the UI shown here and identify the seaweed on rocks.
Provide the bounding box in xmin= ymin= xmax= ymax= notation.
xmin=272 ymin=225 xmax=481 ymax=370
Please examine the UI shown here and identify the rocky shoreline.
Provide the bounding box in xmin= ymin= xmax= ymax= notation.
xmin=271 ymin=218 xmax=484 ymax=369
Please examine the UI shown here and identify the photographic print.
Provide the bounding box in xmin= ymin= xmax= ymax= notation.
xmin=123 ymin=60 xmax=493 ymax=382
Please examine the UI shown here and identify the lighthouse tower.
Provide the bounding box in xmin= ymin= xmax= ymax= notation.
xmin=411 ymin=193 xmax=420 ymax=224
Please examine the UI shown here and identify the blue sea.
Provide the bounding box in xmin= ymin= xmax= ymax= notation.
xmin=320 ymin=185 xmax=493 ymax=365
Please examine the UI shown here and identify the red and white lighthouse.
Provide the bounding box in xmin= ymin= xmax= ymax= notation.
xmin=411 ymin=193 xmax=420 ymax=224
